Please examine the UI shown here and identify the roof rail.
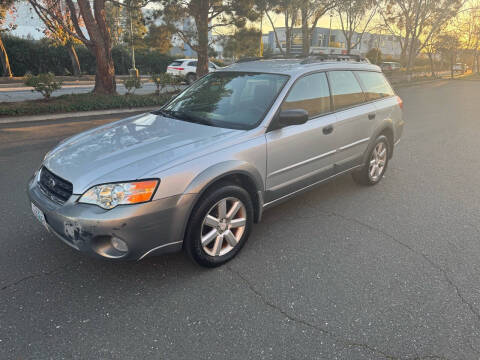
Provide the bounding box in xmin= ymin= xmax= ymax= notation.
xmin=235 ymin=57 xmax=262 ymax=63
xmin=300 ymin=53 xmax=370 ymax=64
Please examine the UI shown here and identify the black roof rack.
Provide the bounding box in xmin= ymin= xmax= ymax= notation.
xmin=235 ymin=57 xmax=263 ymax=63
xmin=300 ymin=53 xmax=369 ymax=64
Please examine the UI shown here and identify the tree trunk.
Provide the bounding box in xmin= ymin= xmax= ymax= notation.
xmin=0 ymin=35 xmax=13 ymax=78
xmin=67 ymin=44 xmax=82 ymax=76
xmin=195 ymin=0 xmax=209 ymax=77
xmin=301 ymin=7 xmax=309 ymax=56
xmin=428 ymin=52 xmax=435 ymax=78
xmin=92 ymin=44 xmax=116 ymax=94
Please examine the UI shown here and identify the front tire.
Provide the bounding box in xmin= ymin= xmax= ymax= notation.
xmin=352 ymin=135 xmax=390 ymax=186
xmin=184 ymin=183 xmax=254 ymax=267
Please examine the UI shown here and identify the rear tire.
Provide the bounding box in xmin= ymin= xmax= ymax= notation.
xmin=352 ymin=135 xmax=390 ymax=186
xmin=186 ymin=73 xmax=197 ymax=84
xmin=184 ymin=183 xmax=254 ymax=267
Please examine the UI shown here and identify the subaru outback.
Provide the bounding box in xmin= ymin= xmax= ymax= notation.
xmin=28 ymin=56 xmax=404 ymax=267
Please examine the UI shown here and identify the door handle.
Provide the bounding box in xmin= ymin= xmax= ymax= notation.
xmin=323 ymin=125 xmax=333 ymax=135
xmin=368 ymin=113 xmax=376 ymax=120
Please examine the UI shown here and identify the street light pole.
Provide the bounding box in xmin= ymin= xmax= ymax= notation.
xmin=328 ymin=11 xmax=333 ymax=51
xmin=129 ymin=3 xmax=138 ymax=77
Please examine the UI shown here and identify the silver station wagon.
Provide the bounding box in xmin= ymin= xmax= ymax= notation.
xmin=28 ymin=55 xmax=404 ymax=267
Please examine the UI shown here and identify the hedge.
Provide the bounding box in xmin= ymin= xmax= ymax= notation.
xmin=3 ymin=35 xmax=174 ymax=76
xmin=0 ymin=93 xmax=174 ymax=117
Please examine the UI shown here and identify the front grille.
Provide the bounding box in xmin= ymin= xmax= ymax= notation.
xmin=39 ymin=167 xmax=73 ymax=204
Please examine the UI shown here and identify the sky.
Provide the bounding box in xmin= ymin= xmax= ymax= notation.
xmin=9 ymin=2 xmax=346 ymax=40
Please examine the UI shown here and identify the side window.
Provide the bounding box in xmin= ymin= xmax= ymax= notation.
xmin=281 ymin=72 xmax=331 ymax=119
xmin=328 ymin=71 xmax=365 ymax=111
xmin=356 ymin=71 xmax=395 ymax=101
xmin=188 ymin=61 xmax=198 ymax=67
xmin=209 ymin=62 xmax=216 ymax=69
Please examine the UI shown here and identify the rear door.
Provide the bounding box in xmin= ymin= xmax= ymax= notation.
xmin=327 ymin=70 xmax=376 ymax=172
xmin=265 ymin=72 xmax=338 ymax=203
xmin=355 ymin=71 xmax=399 ymax=141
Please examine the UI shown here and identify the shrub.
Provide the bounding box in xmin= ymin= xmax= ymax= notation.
xmin=24 ymin=72 xmax=63 ymax=99
xmin=151 ymin=73 xmax=174 ymax=95
xmin=366 ymin=48 xmax=382 ymax=65
xmin=0 ymin=93 xmax=175 ymax=117
xmin=123 ymin=76 xmax=142 ymax=95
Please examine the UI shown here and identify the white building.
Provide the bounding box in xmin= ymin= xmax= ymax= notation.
xmin=264 ymin=27 xmax=403 ymax=58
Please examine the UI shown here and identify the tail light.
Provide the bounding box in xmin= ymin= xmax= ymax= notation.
xmin=396 ymin=96 xmax=403 ymax=109
xmin=169 ymin=67 xmax=184 ymax=71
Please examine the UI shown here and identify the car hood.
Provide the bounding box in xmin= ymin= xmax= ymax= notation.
xmin=43 ymin=113 xmax=244 ymax=194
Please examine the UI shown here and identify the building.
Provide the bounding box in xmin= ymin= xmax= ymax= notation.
xmin=265 ymin=27 xmax=403 ymax=58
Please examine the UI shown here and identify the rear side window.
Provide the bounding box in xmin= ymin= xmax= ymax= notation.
xmin=328 ymin=71 xmax=365 ymax=111
xmin=188 ymin=61 xmax=198 ymax=67
xmin=169 ymin=61 xmax=183 ymax=67
xmin=356 ymin=71 xmax=394 ymax=101
xmin=281 ymin=72 xmax=331 ymax=118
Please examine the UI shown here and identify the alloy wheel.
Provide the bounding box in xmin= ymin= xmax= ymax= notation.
xmin=200 ymin=197 xmax=247 ymax=257
xmin=369 ymin=141 xmax=388 ymax=182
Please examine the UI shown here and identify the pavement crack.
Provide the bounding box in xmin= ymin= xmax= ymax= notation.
xmin=226 ymin=265 xmax=400 ymax=360
xmin=318 ymin=210 xmax=480 ymax=325
xmin=0 ymin=264 xmax=71 ymax=292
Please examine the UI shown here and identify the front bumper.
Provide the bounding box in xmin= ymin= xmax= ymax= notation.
xmin=27 ymin=177 xmax=196 ymax=260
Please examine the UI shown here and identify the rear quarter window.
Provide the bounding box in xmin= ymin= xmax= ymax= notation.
xmin=356 ymin=71 xmax=395 ymax=101
xmin=169 ymin=61 xmax=184 ymax=67
xmin=328 ymin=71 xmax=365 ymax=111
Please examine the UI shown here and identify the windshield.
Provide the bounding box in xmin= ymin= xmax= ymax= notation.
xmin=158 ymin=72 xmax=289 ymax=130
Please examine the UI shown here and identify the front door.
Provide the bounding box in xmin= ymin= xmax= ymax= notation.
xmin=265 ymin=72 xmax=337 ymax=204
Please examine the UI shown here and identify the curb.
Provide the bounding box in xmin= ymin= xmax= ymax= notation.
xmin=0 ymin=106 xmax=159 ymax=125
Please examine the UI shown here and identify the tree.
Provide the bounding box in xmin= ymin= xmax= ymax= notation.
xmin=28 ymin=0 xmax=119 ymax=94
xmin=336 ymin=0 xmax=378 ymax=54
xmin=380 ymin=0 xmax=463 ymax=74
xmin=300 ymin=0 xmax=336 ymax=56
xmin=262 ymin=0 xmax=301 ymax=56
xmin=121 ymin=0 xmax=147 ymax=47
xmin=366 ymin=47 xmax=382 ymax=64
xmin=158 ymin=0 xmax=257 ymax=77
xmin=222 ymin=28 xmax=261 ymax=60
xmin=437 ymin=31 xmax=461 ymax=78
xmin=0 ymin=0 xmax=15 ymax=77
xmin=29 ymin=0 xmax=82 ymax=75
xmin=145 ymin=24 xmax=172 ymax=53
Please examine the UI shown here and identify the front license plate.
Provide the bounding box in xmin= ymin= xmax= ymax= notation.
xmin=31 ymin=203 xmax=48 ymax=230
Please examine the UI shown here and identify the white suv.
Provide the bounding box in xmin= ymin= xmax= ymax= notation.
xmin=166 ymin=59 xmax=219 ymax=84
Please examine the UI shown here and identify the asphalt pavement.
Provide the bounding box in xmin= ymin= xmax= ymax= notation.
xmin=1 ymin=80 xmax=480 ymax=359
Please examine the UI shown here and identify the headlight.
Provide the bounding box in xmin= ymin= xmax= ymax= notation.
xmin=79 ymin=180 xmax=159 ymax=209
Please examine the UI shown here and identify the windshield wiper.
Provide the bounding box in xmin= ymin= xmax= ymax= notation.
xmin=174 ymin=111 xmax=214 ymax=127
xmin=156 ymin=109 xmax=181 ymax=120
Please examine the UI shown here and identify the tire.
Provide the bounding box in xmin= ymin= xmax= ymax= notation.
xmin=186 ymin=73 xmax=197 ymax=84
xmin=184 ymin=183 xmax=254 ymax=267
xmin=352 ymin=135 xmax=390 ymax=186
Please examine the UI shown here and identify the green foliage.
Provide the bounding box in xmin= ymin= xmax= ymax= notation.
xmin=3 ymin=35 xmax=174 ymax=76
xmin=222 ymin=28 xmax=261 ymax=59
xmin=151 ymin=72 xmax=173 ymax=95
xmin=123 ymin=76 xmax=142 ymax=95
xmin=366 ymin=48 xmax=382 ymax=65
xmin=24 ymin=72 xmax=62 ymax=99
xmin=0 ymin=93 xmax=174 ymax=117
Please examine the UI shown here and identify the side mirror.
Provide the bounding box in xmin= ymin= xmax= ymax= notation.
xmin=277 ymin=109 xmax=309 ymax=127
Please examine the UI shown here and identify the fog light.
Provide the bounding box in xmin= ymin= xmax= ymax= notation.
xmin=111 ymin=237 xmax=128 ymax=252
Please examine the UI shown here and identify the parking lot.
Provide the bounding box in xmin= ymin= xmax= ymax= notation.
xmin=1 ymin=79 xmax=480 ymax=359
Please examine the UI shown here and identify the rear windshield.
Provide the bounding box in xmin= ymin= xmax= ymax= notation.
xmin=355 ymin=71 xmax=395 ymax=101
xmin=169 ymin=61 xmax=184 ymax=67
xmin=160 ymin=72 xmax=289 ymax=130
